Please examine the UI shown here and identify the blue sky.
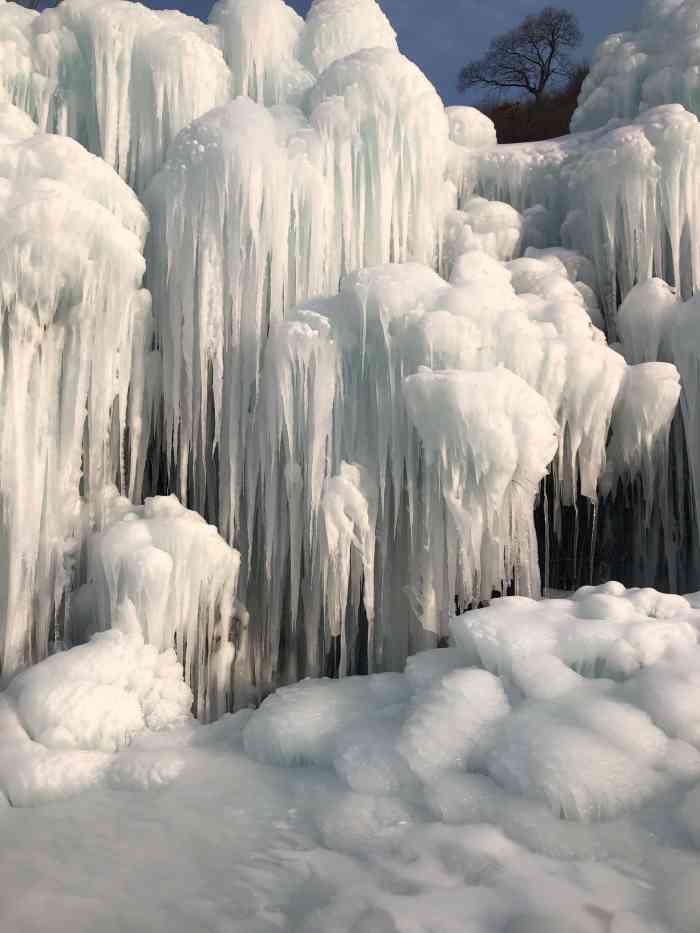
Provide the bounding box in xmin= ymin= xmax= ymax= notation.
xmin=150 ymin=0 xmax=642 ymax=105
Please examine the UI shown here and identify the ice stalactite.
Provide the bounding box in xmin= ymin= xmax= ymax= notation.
xmin=320 ymin=463 xmax=377 ymax=673
xmin=80 ymin=490 xmax=247 ymax=720
xmin=0 ymin=127 xmax=152 ymax=681
xmin=601 ymin=363 xmax=682 ymax=587
xmin=144 ymin=97 xmax=330 ymax=545
xmin=246 ymin=311 xmax=338 ymax=689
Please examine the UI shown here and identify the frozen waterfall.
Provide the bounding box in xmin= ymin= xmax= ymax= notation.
xmin=1 ymin=0 xmax=700 ymax=715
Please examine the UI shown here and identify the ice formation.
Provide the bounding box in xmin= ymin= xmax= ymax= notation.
xmin=80 ymin=491 xmax=248 ymax=719
xmin=1 ymin=0 xmax=700 ymax=717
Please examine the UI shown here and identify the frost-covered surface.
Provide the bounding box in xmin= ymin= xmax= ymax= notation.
xmin=3 ymin=585 xmax=700 ymax=933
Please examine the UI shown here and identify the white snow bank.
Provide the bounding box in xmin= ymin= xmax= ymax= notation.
xmin=243 ymin=582 xmax=700 ymax=829
xmin=3 ymin=584 xmax=700 ymax=932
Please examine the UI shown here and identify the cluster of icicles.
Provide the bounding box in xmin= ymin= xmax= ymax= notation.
xmin=0 ymin=0 xmax=699 ymax=715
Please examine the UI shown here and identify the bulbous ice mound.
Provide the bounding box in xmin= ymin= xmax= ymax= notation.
xmin=0 ymin=131 xmax=151 ymax=682
xmin=446 ymin=106 xmax=497 ymax=150
xmin=298 ymin=0 xmax=397 ymax=77
xmin=7 ymin=605 xmax=192 ymax=754
xmin=573 ymin=0 xmax=700 ymax=132
xmin=0 ymin=600 xmax=192 ymax=806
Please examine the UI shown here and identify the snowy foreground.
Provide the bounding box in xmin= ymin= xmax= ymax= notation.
xmin=3 ymin=584 xmax=700 ymax=933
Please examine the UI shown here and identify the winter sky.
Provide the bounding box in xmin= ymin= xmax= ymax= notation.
xmin=154 ymin=0 xmax=642 ymax=105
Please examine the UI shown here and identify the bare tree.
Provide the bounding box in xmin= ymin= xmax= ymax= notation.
xmin=6 ymin=0 xmax=64 ymax=8
xmin=458 ymin=7 xmax=582 ymax=104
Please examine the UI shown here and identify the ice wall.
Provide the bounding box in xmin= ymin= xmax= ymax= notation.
xmin=0 ymin=0 xmax=698 ymax=712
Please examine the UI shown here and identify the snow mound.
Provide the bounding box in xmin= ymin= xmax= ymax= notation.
xmin=241 ymin=583 xmax=700 ymax=828
xmin=0 ymin=604 xmax=192 ymax=805
xmin=450 ymin=583 xmax=697 ymax=681
xmin=8 ymin=609 xmax=191 ymax=753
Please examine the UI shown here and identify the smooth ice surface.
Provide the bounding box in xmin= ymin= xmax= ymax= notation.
xmin=2 ymin=585 xmax=700 ymax=932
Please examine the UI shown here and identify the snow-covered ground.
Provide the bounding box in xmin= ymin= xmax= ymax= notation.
xmin=3 ymin=584 xmax=700 ymax=933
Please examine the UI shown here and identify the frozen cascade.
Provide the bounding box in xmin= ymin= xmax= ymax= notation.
xmin=209 ymin=0 xmax=310 ymax=106
xmin=403 ymin=368 xmax=559 ymax=619
xmin=0 ymin=123 xmax=152 ymax=682
xmin=0 ymin=0 xmax=699 ymax=711
xmin=308 ymin=47 xmax=451 ymax=276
